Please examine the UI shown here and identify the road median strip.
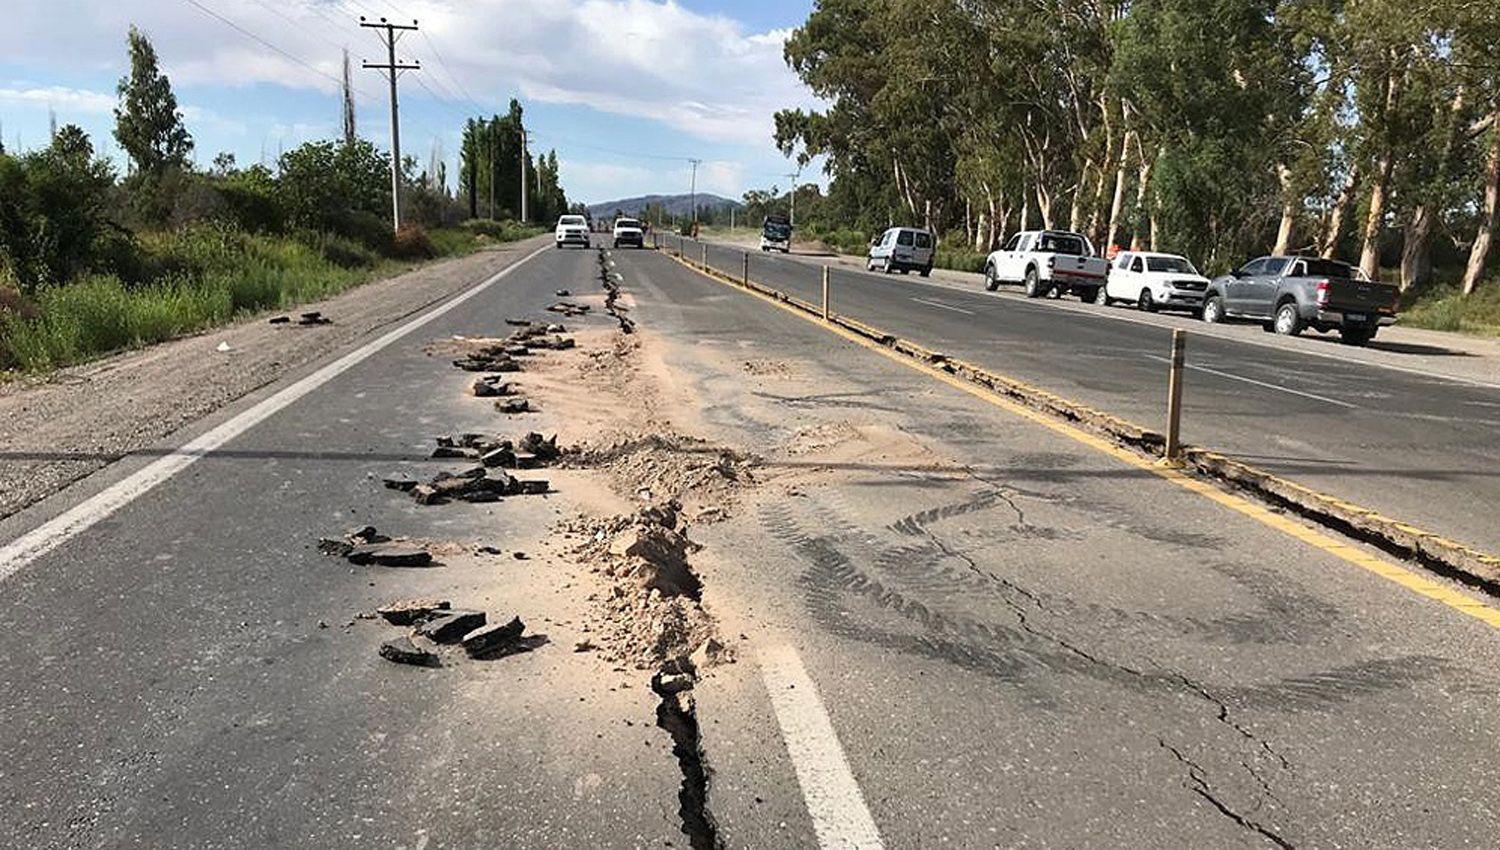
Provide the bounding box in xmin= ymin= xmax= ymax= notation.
xmin=660 ymin=244 xmax=1500 ymax=606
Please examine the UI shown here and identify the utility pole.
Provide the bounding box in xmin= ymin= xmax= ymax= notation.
xmin=688 ymin=158 xmax=702 ymax=232
xmin=784 ymin=168 xmax=802 ymax=229
xmin=361 ymin=16 xmax=420 ymax=232
xmin=520 ymin=129 xmax=529 ymax=224
xmin=488 ymin=126 xmax=496 ymax=219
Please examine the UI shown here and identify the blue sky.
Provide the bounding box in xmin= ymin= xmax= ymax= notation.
xmin=0 ymin=0 xmax=823 ymax=206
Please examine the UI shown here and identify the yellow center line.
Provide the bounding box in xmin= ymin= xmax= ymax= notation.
xmin=658 ymin=249 xmax=1500 ymax=631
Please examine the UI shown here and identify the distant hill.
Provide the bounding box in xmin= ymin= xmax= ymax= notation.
xmin=585 ymin=193 xmax=743 ymax=219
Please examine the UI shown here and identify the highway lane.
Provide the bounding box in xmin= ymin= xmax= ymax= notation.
xmin=0 ymin=246 xmax=688 ymax=849
xmin=611 ymin=246 xmax=1500 ymax=848
xmin=672 ymin=236 xmax=1500 ymax=556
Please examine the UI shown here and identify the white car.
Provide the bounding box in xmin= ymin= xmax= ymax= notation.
xmin=983 ymin=230 xmax=1108 ymax=300
xmin=866 ymin=227 xmax=934 ymax=276
xmin=555 ymin=215 xmax=590 ymax=249
xmin=612 ymin=218 xmax=645 ymax=248
xmin=1103 ymin=251 xmax=1211 ymax=313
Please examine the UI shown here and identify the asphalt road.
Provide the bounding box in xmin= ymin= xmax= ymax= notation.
xmin=676 ymin=235 xmax=1500 ymax=556
xmin=0 ymin=244 xmax=687 ymax=849
xmin=4 ymin=238 xmax=1500 ymax=849
xmin=613 ymin=246 xmax=1500 ymax=848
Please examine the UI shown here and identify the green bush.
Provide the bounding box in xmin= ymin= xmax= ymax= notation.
xmin=1401 ymin=282 xmax=1500 ymax=335
xmin=934 ymin=246 xmax=987 ymax=274
xmin=391 ymin=224 xmax=437 ymax=260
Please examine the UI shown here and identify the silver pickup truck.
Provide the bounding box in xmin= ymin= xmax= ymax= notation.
xmin=1201 ymin=255 xmax=1398 ymax=346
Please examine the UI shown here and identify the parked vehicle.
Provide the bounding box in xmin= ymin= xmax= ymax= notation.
xmin=1103 ymin=251 xmax=1211 ymax=313
xmin=612 ymin=217 xmax=644 ymax=248
xmin=866 ymin=227 xmax=935 ymax=276
xmin=983 ymin=230 xmax=1108 ymax=300
xmin=555 ymin=214 xmax=590 ymax=249
xmin=1201 ymin=256 xmax=1399 ymax=345
xmin=760 ymin=214 xmax=792 ymax=252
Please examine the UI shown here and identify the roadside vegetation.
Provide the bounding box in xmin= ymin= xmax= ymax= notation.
xmin=726 ymin=1 xmax=1500 ymax=337
xmin=0 ymin=26 xmax=557 ymax=375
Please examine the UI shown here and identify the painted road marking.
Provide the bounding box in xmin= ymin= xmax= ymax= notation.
xmin=665 ymin=250 xmax=1500 ymax=631
xmin=0 ymin=244 xmax=553 ymax=584
xmin=760 ymin=643 xmax=885 ymax=849
xmin=1143 ymin=354 xmax=1359 ymax=409
xmin=909 ymin=296 xmax=975 ymax=315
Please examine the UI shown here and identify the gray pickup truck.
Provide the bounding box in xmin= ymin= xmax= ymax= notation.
xmin=1201 ymin=255 xmax=1398 ymax=345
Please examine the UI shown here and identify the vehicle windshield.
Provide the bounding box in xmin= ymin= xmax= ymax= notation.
xmin=1146 ymin=256 xmax=1197 ymax=274
xmin=764 ymin=222 xmax=792 ymax=239
xmin=559 ymin=216 xmax=586 ymax=226
xmin=616 ymin=219 xmax=641 ymax=229
xmin=1038 ymin=233 xmax=1087 ymax=255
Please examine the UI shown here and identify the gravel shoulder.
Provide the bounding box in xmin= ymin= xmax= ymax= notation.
xmin=0 ymin=236 xmax=550 ymax=521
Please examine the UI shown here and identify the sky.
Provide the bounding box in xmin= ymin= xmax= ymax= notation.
xmin=0 ymin=0 xmax=824 ymax=206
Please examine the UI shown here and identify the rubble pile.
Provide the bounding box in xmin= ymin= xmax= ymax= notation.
xmin=318 ymin=526 xmax=433 ymax=567
xmin=558 ymin=501 xmax=730 ymax=670
xmin=572 ymin=432 xmax=752 ymax=512
xmin=403 ymin=464 xmax=550 ymax=506
xmin=547 ymin=302 xmax=591 ymax=317
xmin=422 ymin=432 xmax=563 ymax=468
xmin=371 ymin=597 xmax=536 ymax=667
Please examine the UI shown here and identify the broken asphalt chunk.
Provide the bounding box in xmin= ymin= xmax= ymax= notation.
xmin=461 ymin=616 xmax=526 ymax=657
xmin=416 ymin=609 xmax=486 ymax=643
xmin=377 ymin=598 xmax=451 ymax=626
xmin=379 ymin=636 xmax=440 ymax=667
xmin=431 ymin=445 xmax=478 ymax=459
xmin=268 ymin=315 xmax=291 ymax=324
xmin=494 ymin=397 xmax=532 ymax=414
xmin=472 ymin=376 xmax=518 ymax=397
xmin=383 ymin=472 xmax=418 ymax=491
xmin=345 ymin=543 xmax=432 ymax=567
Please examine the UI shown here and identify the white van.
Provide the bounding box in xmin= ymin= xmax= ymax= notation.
xmin=866 ymin=227 xmax=935 ymax=276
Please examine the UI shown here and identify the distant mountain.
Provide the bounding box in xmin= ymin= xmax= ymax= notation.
xmin=585 ymin=193 xmax=743 ymax=219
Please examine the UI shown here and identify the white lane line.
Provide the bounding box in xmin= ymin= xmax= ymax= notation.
xmin=0 ymin=244 xmax=553 ymax=584
xmin=759 ymin=643 xmax=885 ymax=849
xmin=1144 ymin=354 xmax=1358 ymax=409
xmin=909 ymin=296 xmax=974 ymax=315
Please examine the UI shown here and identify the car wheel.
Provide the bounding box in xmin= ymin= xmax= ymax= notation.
xmin=882 ymin=257 xmax=894 ymax=274
xmin=1137 ymin=289 xmax=1157 ymax=312
xmin=984 ymin=264 xmax=999 ymax=292
xmin=1273 ymin=302 xmax=1303 ymax=336
xmin=1024 ymin=268 xmax=1044 ymax=298
xmin=1201 ymin=295 xmax=1224 ymax=324
xmin=1339 ymin=325 xmax=1376 ymax=346
xmin=920 ymin=267 xmax=931 ymax=278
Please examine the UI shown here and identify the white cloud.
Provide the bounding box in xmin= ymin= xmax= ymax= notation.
xmin=0 ymin=0 xmax=820 ymax=147
xmin=0 ymin=85 xmax=115 ymax=115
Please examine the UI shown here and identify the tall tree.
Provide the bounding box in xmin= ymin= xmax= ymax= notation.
xmin=113 ymin=25 xmax=192 ymax=176
xmin=341 ymin=49 xmax=357 ymax=146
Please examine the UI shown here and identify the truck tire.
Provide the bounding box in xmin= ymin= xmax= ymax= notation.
xmin=984 ymin=264 xmax=1000 ymax=291
xmin=1201 ymin=294 xmax=1224 ymax=323
xmin=1273 ymin=301 xmax=1304 ymax=336
xmin=1024 ymin=268 xmax=1044 ymax=298
xmin=1089 ymin=285 xmax=1107 ymax=305
xmin=1137 ymin=289 xmax=1157 ymax=312
xmin=1339 ymin=325 xmax=1377 ymax=346
xmin=920 ymin=266 xmax=931 ymax=278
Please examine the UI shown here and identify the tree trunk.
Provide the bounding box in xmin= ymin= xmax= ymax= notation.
xmin=1463 ymin=108 xmax=1500 ymax=294
xmin=1105 ymin=129 xmax=1134 ymax=252
xmin=1035 ymin=184 xmax=1053 ymax=230
xmin=1272 ymin=163 xmax=1296 ymax=255
xmin=1400 ymin=205 xmax=1436 ymax=290
xmin=1129 ymin=143 xmax=1155 ymax=251
xmin=1020 ymin=187 xmax=1030 ymax=233
xmin=1321 ymin=166 xmax=1358 ymax=258
xmin=1359 ymin=66 xmax=1403 ymax=279
xmin=1400 ymin=86 xmax=1466 ymax=291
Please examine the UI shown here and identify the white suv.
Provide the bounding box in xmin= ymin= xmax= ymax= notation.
xmin=555 ymin=215 xmax=589 ymax=249
xmin=612 ymin=218 xmax=645 ymax=249
xmin=1103 ymin=251 xmax=1211 ymax=313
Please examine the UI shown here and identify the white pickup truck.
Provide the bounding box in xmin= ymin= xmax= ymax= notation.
xmin=983 ymin=230 xmax=1109 ymax=301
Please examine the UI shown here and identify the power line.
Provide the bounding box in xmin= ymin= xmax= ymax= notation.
xmin=179 ymin=0 xmax=371 ymax=98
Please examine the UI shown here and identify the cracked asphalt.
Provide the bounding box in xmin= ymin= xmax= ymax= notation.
xmin=3 ymin=237 xmax=1499 ymax=849
xmin=615 ymin=246 xmax=1500 ymax=848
